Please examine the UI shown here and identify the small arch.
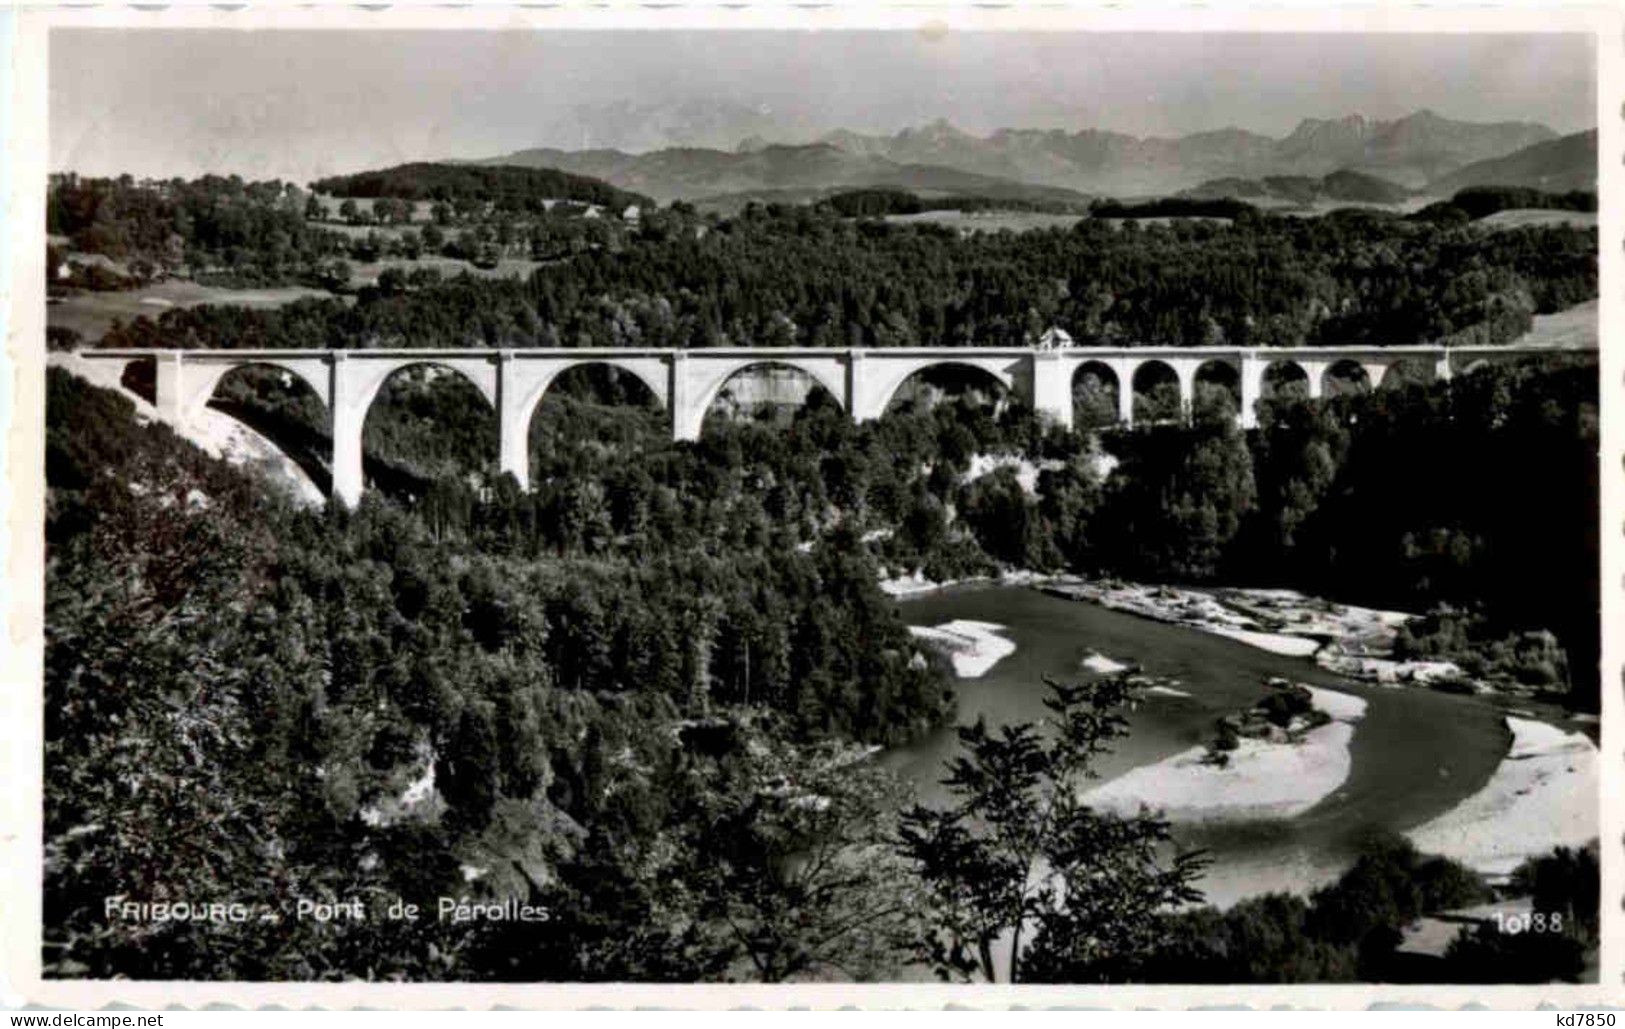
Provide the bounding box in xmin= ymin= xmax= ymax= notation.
xmin=1323 ymin=359 xmax=1372 ymax=398
xmin=1261 ymin=360 xmax=1309 ymax=402
xmin=118 ymin=355 xmax=157 ymax=405
xmin=205 ymin=363 xmax=333 ymax=495
xmin=1071 ymin=360 xmax=1120 ymax=429
xmin=1193 ymin=359 xmax=1240 ymax=424
xmin=1378 ymin=359 xmax=1434 ymax=390
xmin=882 ymin=361 xmax=1010 ymax=418
xmin=1254 ymin=360 xmax=1309 ymax=428
xmin=361 ymin=361 xmax=498 ymax=498
xmin=1131 ymin=359 xmax=1181 ymax=425
xmin=697 ymin=361 xmax=844 ymax=436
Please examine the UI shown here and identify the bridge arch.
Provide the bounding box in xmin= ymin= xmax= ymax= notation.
xmin=1323 ymin=358 xmax=1373 ymax=397
xmin=356 ymin=360 xmax=500 ymax=497
xmin=1261 ymin=359 xmax=1309 ymax=400
xmin=879 ymin=359 xmax=1015 ymax=418
xmin=1071 ymin=359 xmax=1121 ymax=428
xmin=203 ymin=362 xmax=334 ymax=494
xmin=1193 ymin=358 xmax=1241 ymax=423
xmin=1378 ymin=358 xmax=1434 ymax=390
xmin=513 ymin=358 xmax=668 ymax=434
xmin=180 ymin=357 xmax=333 ymax=423
xmin=1130 ymin=359 xmax=1182 ymax=424
xmin=686 ymin=359 xmax=847 ymax=440
xmin=856 ymin=355 xmax=1023 ymax=422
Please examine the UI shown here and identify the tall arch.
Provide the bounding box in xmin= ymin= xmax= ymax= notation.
xmin=179 ymin=356 xmax=333 ymax=422
xmin=204 ymin=362 xmax=333 ymax=496
xmin=1071 ymin=359 xmax=1121 ymax=429
xmin=526 ymin=362 xmax=670 ymax=481
xmin=677 ymin=355 xmax=849 ymax=441
xmin=358 ymin=361 xmax=499 ymax=499
xmin=879 ymin=360 xmax=1012 ymax=418
xmin=691 ymin=361 xmax=846 ymax=438
xmin=511 ymin=357 xmax=669 ymax=436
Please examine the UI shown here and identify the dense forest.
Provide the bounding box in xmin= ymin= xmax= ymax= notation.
xmin=1413 ymin=186 xmax=1598 ymax=224
xmin=310 ymin=162 xmax=654 ymax=212
xmin=53 ymin=173 xmax=1594 ymax=349
xmin=47 ymin=174 xmax=351 ymax=285
xmin=44 ymin=358 xmax=1599 ymax=981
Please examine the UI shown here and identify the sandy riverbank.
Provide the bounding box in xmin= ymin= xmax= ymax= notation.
xmin=1042 ymin=578 xmax=1471 ymax=686
xmin=880 ymin=568 xmax=1045 ymax=599
xmin=1406 ymin=716 xmax=1598 ymax=878
xmin=908 ymin=620 xmax=1017 ymax=678
xmin=1083 ymin=685 xmax=1368 ymax=823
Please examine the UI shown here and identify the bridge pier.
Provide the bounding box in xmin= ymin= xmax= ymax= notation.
xmin=330 ymin=354 xmax=366 ymax=508
xmin=495 ymin=353 xmax=529 ymax=489
xmin=1238 ymin=354 xmax=1264 ymax=429
xmin=1168 ymin=358 xmax=1200 ymax=424
xmin=1113 ymin=360 xmax=1136 ymax=427
xmin=153 ymin=351 xmax=186 ymax=425
xmin=1299 ymin=359 xmax=1330 ymax=400
xmin=1029 ymin=351 xmax=1072 ymax=429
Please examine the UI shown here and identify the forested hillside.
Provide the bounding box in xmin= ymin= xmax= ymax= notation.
xmin=311 ymin=162 xmax=654 ymax=212
xmin=84 ymin=197 xmax=1595 ymax=352
xmin=43 ymin=165 xmax=1600 ymax=982
xmin=45 ymin=346 xmax=1598 ymax=980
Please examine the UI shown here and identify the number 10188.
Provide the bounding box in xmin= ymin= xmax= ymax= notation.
xmin=1492 ymin=910 xmax=1564 ymax=934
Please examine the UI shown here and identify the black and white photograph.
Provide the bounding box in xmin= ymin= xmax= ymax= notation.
xmin=8 ymin=6 xmax=1616 ymax=1003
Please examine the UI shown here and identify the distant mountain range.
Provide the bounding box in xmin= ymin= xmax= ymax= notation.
xmin=474 ymin=110 xmax=1591 ymax=204
xmin=807 ymin=111 xmax=1555 ymax=195
xmin=1426 ymin=129 xmax=1598 ymax=195
xmin=476 ymin=143 xmax=1091 ymax=207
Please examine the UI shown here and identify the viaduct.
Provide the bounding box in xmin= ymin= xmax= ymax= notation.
xmin=80 ymin=344 xmax=1581 ymax=507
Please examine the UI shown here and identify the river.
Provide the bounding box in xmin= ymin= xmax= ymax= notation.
xmin=886 ymin=583 xmax=1515 ymax=908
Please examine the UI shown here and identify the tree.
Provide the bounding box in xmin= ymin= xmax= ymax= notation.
xmin=690 ymin=737 xmax=929 ymax=982
xmin=898 ymin=676 xmax=1207 ymax=982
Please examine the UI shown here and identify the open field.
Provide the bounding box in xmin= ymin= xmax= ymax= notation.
xmin=1479 ymin=208 xmax=1598 ymax=231
xmin=346 ymin=254 xmax=548 ymax=283
xmin=47 ymin=280 xmax=344 ymax=342
xmin=1515 ymin=298 xmax=1598 ymax=349
xmin=1267 ymin=196 xmax=1434 ymax=217
xmin=883 ymin=209 xmax=1088 ymax=232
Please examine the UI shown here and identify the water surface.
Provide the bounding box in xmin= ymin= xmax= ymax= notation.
xmin=887 ymin=584 xmax=1512 ymax=906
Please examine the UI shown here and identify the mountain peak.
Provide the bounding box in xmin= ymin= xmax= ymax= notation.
xmin=901 ymin=118 xmax=970 ymax=141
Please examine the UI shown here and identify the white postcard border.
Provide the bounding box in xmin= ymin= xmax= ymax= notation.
xmin=3 ymin=1 xmax=1620 ymax=1010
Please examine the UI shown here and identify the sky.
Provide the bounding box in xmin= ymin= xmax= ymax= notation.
xmin=50 ymin=30 xmax=1596 ymax=183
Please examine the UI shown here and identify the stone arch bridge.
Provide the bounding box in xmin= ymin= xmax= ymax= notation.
xmin=80 ymin=344 xmax=1575 ymax=507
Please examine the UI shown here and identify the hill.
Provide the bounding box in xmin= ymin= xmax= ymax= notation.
xmin=310 ymin=161 xmax=654 ymax=211
xmin=476 ymin=142 xmax=1091 ymax=206
xmin=1426 ymin=129 xmax=1598 ymax=195
xmin=1184 ymin=169 xmax=1411 ymax=205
